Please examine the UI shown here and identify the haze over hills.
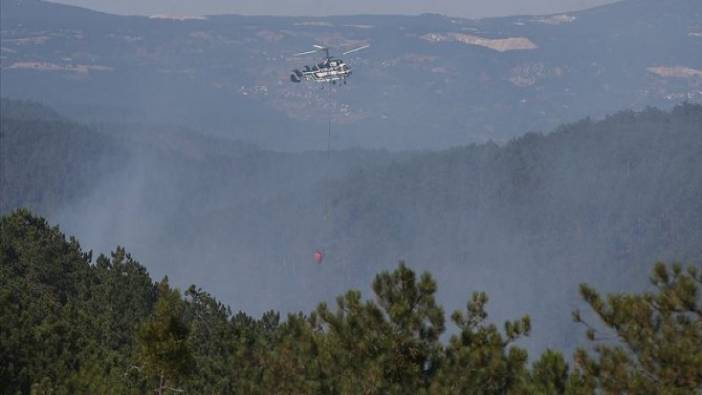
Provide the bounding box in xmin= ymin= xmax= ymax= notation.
xmin=1 ymin=0 xmax=701 ymax=149
xmin=3 ymin=99 xmax=701 ymax=355
xmin=2 ymin=0 xmax=702 ymax=391
xmin=2 ymin=0 xmax=702 ymax=365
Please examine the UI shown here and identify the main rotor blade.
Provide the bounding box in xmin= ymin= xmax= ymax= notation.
xmin=294 ymin=49 xmax=318 ymax=56
xmin=313 ymin=44 xmax=327 ymax=49
xmin=342 ymin=44 xmax=369 ymax=55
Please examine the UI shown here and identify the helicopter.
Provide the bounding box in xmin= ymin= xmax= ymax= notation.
xmin=290 ymin=44 xmax=369 ymax=84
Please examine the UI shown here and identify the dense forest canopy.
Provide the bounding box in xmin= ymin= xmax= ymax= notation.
xmin=2 ymin=99 xmax=701 ymax=355
xmin=1 ymin=210 xmax=700 ymax=394
xmin=2 ymin=1 xmax=701 ymax=392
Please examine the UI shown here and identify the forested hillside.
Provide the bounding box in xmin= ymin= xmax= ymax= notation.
xmin=0 ymin=97 xmax=394 ymax=224
xmin=1 ymin=210 xmax=700 ymax=394
xmin=0 ymin=99 xmax=127 ymax=213
xmin=3 ymin=0 xmax=700 ymax=391
xmin=321 ymin=104 xmax=702 ymax=347
xmin=2 ymin=99 xmax=701 ymax=354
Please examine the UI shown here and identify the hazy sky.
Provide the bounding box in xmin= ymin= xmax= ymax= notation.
xmin=50 ymin=0 xmax=619 ymax=18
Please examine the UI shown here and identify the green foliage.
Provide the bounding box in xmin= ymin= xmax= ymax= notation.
xmin=527 ymin=350 xmax=571 ymax=395
xmin=314 ymin=262 xmax=445 ymax=394
xmin=257 ymin=313 xmax=325 ymax=394
xmin=1 ymin=209 xmax=92 ymax=394
xmin=91 ymin=248 xmax=158 ymax=353
xmin=573 ymin=262 xmax=702 ymax=394
xmin=2 ymin=210 xmax=700 ymax=394
xmin=181 ymin=286 xmax=236 ymax=393
xmin=137 ymin=279 xmax=193 ymax=394
xmin=4 ymin=99 xmax=701 ymax=363
xmin=431 ymin=292 xmax=531 ymax=394
xmin=227 ymin=310 xmax=281 ymax=393
xmin=0 ymin=209 xmax=154 ymax=394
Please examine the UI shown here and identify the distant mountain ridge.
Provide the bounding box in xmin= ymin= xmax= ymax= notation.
xmin=1 ymin=0 xmax=701 ymax=149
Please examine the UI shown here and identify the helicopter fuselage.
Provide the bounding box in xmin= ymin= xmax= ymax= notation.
xmin=291 ymin=57 xmax=351 ymax=83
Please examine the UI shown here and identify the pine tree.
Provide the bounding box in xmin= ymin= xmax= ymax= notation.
xmin=314 ymin=262 xmax=445 ymax=394
xmin=431 ymin=291 xmax=531 ymax=394
xmin=182 ymin=285 xmax=236 ymax=394
xmin=572 ymin=262 xmax=702 ymax=394
xmin=137 ymin=278 xmax=193 ymax=395
xmin=526 ymin=349 xmax=572 ymax=394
